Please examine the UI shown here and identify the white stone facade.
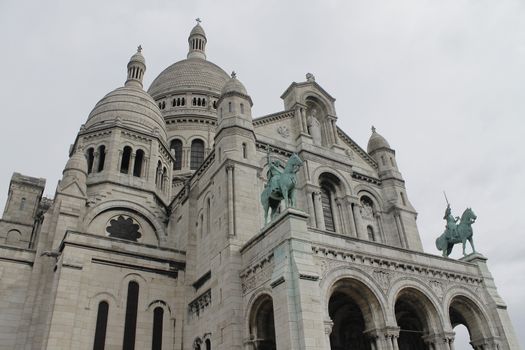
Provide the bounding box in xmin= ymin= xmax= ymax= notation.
xmin=0 ymin=22 xmax=519 ymax=350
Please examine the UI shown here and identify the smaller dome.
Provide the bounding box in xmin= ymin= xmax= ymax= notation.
xmin=221 ymin=72 xmax=248 ymax=96
xmin=63 ymin=148 xmax=88 ymax=175
xmin=367 ymin=126 xmax=391 ymax=154
xmin=190 ymin=23 xmax=206 ymax=37
xmin=85 ymin=86 xmax=167 ymax=140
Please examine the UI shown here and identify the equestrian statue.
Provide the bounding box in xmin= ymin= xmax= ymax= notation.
xmin=260 ymin=149 xmax=303 ymax=224
xmin=435 ymin=195 xmax=477 ymax=257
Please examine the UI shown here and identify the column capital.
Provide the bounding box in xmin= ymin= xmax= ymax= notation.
xmin=323 ymin=319 xmax=334 ymax=335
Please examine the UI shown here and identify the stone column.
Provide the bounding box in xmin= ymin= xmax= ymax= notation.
xmin=296 ymin=107 xmax=305 ymax=133
xmin=226 ymin=164 xmax=235 ymax=237
xmin=306 ymin=189 xmax=316 ymax=227
xmin=323 ymin=319 xmax=333 ymax=350
xmin=142 ymin=157 xmax=149 ymax=179
xmin=313 ymin=191 xmax=325 ymax=230
xmin=352 ymin=204 xmax=366 ymax=239
xmin=394 ymin=211 xmax=407 ymax=248
xmin=301 ymin=108 xmax=308 ymax=133
xmin=183 ymin=146 xmax=190 ymax=169
xmin=330 ymin=195 xmax=341 ymax=233
xmin=375 ymin=213 xmax=385 ymax=243
xmin=129 ymin=152 xmax=136 ymax=175
xmin=116 ymin=150 xmax=123 ymax=173
xmin=344 ymin=197 xmax=357 ymax=237
xmin=330 ymin=118 xmax=339 ymax=144
xmin=92 ymin=151 xmax=100 ymax=173
xmin=335 ymin=198 xmax=347 ymax=234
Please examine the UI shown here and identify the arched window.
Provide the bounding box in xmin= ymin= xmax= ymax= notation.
xmin=87 ymin=148 xmax=95 ymax=174
xmin=205 ymin=339 xmax=211 ymax=350
xmin=193 ymin=97 xmax=197 ymax=106
xmin=19 ymin=198 xmax=26 ymax=210
xmin=242 ymin=143 xmax=247 ymax=159
xmin=182 ymin=97 xmax=186 ymax=106
xmin=133 ymin=150 xmax=144 ymax=177
xmin=390 ymin=156 xmax=395 ymax=167
xmin=321 ymin=186 xmax=335 ymax=232
xmin=212 ymin=101 xmax=217 ymax=109
xmin=151 ymin=307 xmax=164 ymax=350
xmin=170 ymin=139 xmax=183 ymax=170
xmin=97 ymin=145 xmax=106 ymax=172
xmin=202 ymin=99 xmax=206 ymax=107
xmin=190 ymin=139 xmax=205 ymax=170
xmin=93 ymin=301 xmax=109 ymax=350
xmin=120 ymin=146 xmax=132 ymax=174
xmin=367 ymin=225 xmax=375 ymax=241
xmin=228 ymin=101 xmax=232 ymax=113
xmin=400 ymin=192 xmax=406 ymax=206
xmin=240 ymin=103 xmax=244 ymax=114
xmin=123 ymin=281 xmax=139 ymax=350
xmin=381 ymin=155 xmax=386 ymax=166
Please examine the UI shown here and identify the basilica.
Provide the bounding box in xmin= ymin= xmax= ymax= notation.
xmin=0 ymin=22 xmax=519 ymax=350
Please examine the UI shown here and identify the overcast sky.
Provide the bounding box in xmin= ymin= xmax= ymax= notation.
xmin=0 ymin=0 xmax=523 ymax=348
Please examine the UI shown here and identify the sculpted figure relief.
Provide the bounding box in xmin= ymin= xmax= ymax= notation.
xmin=261 ymin=149 xmax=304 ymax=224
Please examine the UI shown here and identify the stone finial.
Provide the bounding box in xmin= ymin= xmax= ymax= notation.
xmin=371 ymin=125 xmax=376 ymax=133
xmin=231 ymin=71 xmax=237 ymax=79
xmin=306 ymin=72 xmax=315 ymax=82
xmin=196 ymin=17 xmax=202 ymax=24
xmin=137 ymin=45 xmax=142 ymax=53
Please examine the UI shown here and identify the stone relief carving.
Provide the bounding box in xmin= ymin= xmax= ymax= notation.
xmin=188 ymin=289 xmax=211 ymax=318
xmin=373 ymin=269 xmax=392 ymax=293
xmin=240 ymin=254 xmax=274 ymax=295
xmin=277 ymin=125 xmax=290 ymax=138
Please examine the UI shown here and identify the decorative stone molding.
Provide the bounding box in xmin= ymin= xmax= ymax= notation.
xmin=188 ymin=289 xmax=211 ymax=317
xmin=240 ymin=254 xmax=274 ymax=295
xmin=253 ymin=110 xmax=295 ymax=127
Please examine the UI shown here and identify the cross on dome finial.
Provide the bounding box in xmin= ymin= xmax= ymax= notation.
xmin=196 ymin=18 xmax=201 ymax=24
xmin=371 ymin=126 xmax=376 ymax=133
xmin=231 ymin=71 xmax=237 ymax=79
xmin=137 ymin=45 xmax=142 ymax=53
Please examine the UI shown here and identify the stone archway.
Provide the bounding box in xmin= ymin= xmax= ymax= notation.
xmin=394 ymin=288 xmax=441 ymax=350
xmin=449 ymin=295 xmax=495 ymax=349
xmin=249 ymin=294 xmax=276 ymax=350
xmin=328 ymin=278 xmax=384 ymax=350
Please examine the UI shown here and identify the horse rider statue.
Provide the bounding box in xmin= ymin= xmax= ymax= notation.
xmin=266 ymin=148 xmax=283 ymax=195
xmin=444 ymin=203 xmax=460 ymax=242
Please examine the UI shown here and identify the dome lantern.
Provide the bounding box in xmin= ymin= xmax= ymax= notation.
xmin=125 ymin=45 xmax=146 ymax=88
xmin=187 ymin=18 xmax=207 ymax=60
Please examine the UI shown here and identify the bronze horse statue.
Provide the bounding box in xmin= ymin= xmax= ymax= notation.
xmin=260 ymin=153 xmax=303 ymax=224
xmin=436 ymin=207 xmax=477 ymax=257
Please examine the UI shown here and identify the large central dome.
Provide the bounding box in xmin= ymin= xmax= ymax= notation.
xmin=148 ymin=58 xmax=229 ymax=100
xmin=147 ymin=22 xmax=229 ymax=101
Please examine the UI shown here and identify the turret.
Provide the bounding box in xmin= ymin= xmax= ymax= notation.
xmin=187 ymin=19 xmax=207 ymax=60
xmin=367 ymin=126 xmax=402 ymax=179
xmin=125 ymin=46 xmax=146 ymax=88
xmin=215 ymin=72 xmax=256 ymax=163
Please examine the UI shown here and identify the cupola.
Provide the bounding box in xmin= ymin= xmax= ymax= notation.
xmin=217 ymin=71 xmax=254 ymax=132
xmin=187 ymin=18 xmax=207 ymax=60
xmin=126 ymin=46 xmax=146 ymax=88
